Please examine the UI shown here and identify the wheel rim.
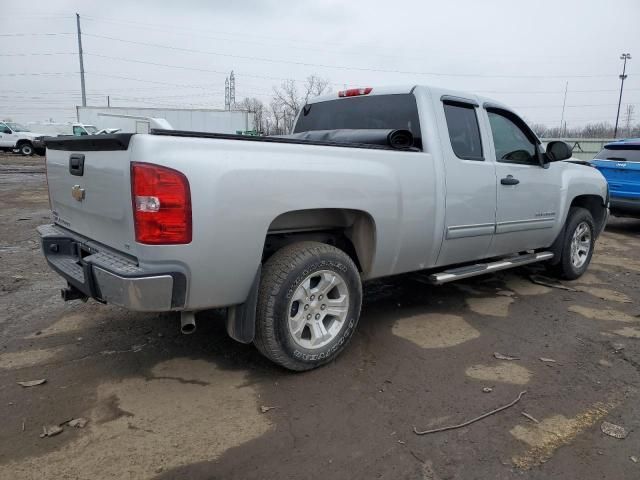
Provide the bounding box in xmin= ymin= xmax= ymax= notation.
xmin=22 ymin=145 xmax=32 ymax=155
xmin=287 ymin=269 xmax=350 ymax=350
xmin=570 ymin=221 xmax=592 ymax=269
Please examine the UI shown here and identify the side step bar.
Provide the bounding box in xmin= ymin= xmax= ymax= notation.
xmin=429 ymin=251 xmax=554 ymax=285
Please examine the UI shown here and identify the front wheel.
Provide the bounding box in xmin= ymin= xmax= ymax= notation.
xmin=550 ymin=207 xmax=596 ymax=280
xmin=254 ymin=241 xmax=362 ymax=371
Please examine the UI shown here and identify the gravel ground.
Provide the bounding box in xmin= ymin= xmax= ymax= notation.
xmin=0 ymin=151 xmax=639 ymax=479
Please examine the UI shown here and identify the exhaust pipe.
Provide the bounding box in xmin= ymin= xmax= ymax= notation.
xmin=180 ymin=311 xmax=196 ymax=335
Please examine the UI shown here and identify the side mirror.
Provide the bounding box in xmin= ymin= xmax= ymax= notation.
xmin=2 ymin=128 xmax=11 ymax=134
xmin=545 ymin=141 xmax=572 ymax=162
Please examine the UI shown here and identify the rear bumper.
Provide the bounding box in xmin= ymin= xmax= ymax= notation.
xmin=610 ymin=196 xmax=640 ymax=216
xmin=37 ymin=224 xmax=186 ymax=311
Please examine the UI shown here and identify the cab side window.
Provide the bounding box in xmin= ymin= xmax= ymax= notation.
xmin=443 ymin=102 xmax=483 ymax=161
xmin=487 ymin=110 xmax=537 ymax=166
xmin=0 ymin=123 xmax=11 ymax=134
xmin=73 ymin=126 xmax=87 ymax=136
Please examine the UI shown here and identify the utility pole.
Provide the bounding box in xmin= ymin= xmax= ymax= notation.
xmin=560 ymin=81 xmax=568 ymax=137
xmin=76 ymin=13 xmax=87 ymax=107
xmin=614 ymin=53 xmax=631 ymax=138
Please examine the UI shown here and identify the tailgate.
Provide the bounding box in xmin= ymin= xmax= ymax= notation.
xmin=45 ymin=134 xmax=136 ymax=252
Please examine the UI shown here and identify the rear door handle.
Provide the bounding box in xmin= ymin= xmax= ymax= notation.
xmin=500 ymin=175 xmax=519 ymax=185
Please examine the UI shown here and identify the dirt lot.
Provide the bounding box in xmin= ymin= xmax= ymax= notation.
xmin=0 ymin=151 xmax=639 ymax=479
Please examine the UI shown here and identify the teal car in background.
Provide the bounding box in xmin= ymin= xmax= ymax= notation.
xmin=591 ymin=139 xmax=640 ymax=216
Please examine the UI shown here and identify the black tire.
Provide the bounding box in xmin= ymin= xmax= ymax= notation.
xmin=549 ymin=207 xmax=596 ymax=280
xmin=254 ymin=241 xmax=362 ymax=371
xmin=18 ymin=142 xmax=34 ymax=156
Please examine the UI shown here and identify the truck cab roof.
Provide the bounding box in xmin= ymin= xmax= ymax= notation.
xmin=308 ymin=84 xmax=513 ymax=113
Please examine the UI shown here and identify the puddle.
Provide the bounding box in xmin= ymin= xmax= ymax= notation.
xmin=504 ymin=275 xmax=550 ymax=296
xmin=511 ymin=403 xmax=611 ymax=469
xmin=613 ymin=327 xmax=640 ymax=338
xmin=575 ymin=287 xmax=632 ymax=303
xmin=466 ymin=296 xmax=514 ymax=317
xmin=391 ymin=313 xmax=480 ymax=348
xmin=568 ymin=305 xmax=637 ymax=323
xmin=465 ymin=363 xmax=531 ymax=385
xmin=1 ymin=358 xmax=271 ymax=479
xmin=0 ymin=347 xmax=62 ymax=370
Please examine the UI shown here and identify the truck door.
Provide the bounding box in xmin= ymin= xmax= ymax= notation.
xmin=435 ymin=97 xmax=498 ymax=266
xmin=0 ymin=122 xmax=14 ymax=148
xmin=483 ymin=107 xmax=562 ymax=256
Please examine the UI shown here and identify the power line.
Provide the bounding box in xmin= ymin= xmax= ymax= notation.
xmin=81 ymin=33 xmax=619 ymax=79
xmin=0 ymin=72 xmax=78 ymax=77
xmin=0 ymin=53 xmax=76 ymax=57
xmin=0 ymin=32 xmax=74 ymax=37
xmin=512 ymin=102 xmax=635 ymax=109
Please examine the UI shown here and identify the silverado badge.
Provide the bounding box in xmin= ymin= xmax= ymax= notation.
xmin=71 ymin=185 xmax=85 ymax=202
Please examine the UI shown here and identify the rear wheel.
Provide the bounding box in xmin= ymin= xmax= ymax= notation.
xmin=18 ymin=142 xmax=34 ymax=156
xmin=254 ymin=241 xmax=362 ymax=371
xmin=550 ymin=207 xmax=595 ymax=280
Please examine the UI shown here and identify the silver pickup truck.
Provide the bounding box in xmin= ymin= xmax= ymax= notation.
xmin=39 ymin=85 xmax=608 ymax=371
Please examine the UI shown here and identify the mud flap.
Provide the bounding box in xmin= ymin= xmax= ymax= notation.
xmin=548 ymin=223 xmax=567 ymax=266
xmin=226 ymin=266 xmax=261 ymax=344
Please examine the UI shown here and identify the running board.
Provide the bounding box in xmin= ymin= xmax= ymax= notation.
xmin=429 ymin=252 xmax=554 ymax=285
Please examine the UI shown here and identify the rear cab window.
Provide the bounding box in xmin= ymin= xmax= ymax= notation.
xmin=443 ymin=102 xmax=483 ymax=160
xmin=293 ymin=94 xmax=422 ymax=149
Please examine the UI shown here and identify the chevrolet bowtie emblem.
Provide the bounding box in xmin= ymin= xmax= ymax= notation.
xmin=71 ymin=185 xmax=85 ymax=202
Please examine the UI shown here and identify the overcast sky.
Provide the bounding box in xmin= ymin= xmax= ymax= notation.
xmin=1 ymin=0 xmax=638 ymax=129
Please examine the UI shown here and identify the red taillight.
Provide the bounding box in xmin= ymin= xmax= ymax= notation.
xmin=131 ymin=162 xmax=192 ymax=245
xmin=338 ymin=87 xmax=372 ymax=97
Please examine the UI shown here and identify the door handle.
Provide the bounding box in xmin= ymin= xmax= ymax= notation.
xmin=500 ymin=175 xmax=519 ymax=185
xmin=69 ymin=154 xmax=85 ymax=176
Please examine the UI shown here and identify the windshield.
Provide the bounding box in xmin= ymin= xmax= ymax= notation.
xmin=595 ymin=146 xmax=640 ymax=163
xmin=293 ymin=94 xmax=422 ymax=142
xmin=84 ymin=125 xmax=98 ymax=134
xmin=6 ymin=122 xmax=30 ymax=132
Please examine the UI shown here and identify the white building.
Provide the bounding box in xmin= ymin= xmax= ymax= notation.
xmin=77 ymin=106 xmax=255 ymax=134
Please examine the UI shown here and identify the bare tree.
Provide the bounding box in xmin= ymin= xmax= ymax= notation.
xmin=239 ymin=75 xmax=331 ymax=136
xmin=528 ymin=123 xmax=548 ymax=138
xmin=624 ymin=105 xmax=635 ymax=137
xmin=270 ymin=75 xmax=331 ymax=134
xmin=238 ymin=97 xmax=266 ymax=133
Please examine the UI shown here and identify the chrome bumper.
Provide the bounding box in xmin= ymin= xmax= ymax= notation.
xmin=37 ymin=224 xmax=185 ymax=311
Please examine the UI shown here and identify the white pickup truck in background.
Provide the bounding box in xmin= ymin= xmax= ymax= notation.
xmin=38 ymin=85 xmax=609 ymax=371
xmin=0 ymin=120 xmax=48 ymax=155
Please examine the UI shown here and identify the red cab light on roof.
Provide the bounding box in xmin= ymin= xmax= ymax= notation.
xmin=131 ymin=162 xmax=192 ymax=245
xmin=338 ymin=87 xmax=373 ymax=97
